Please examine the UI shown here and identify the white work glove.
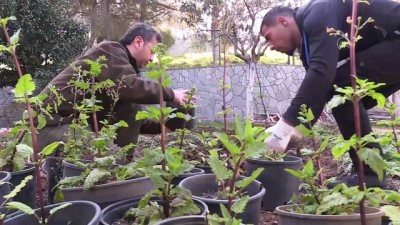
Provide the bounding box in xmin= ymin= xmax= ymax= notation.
xmin=264 ymin=119 xmax=303 ymax=153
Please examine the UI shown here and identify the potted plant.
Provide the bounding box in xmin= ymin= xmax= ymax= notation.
xmin=100 ymin=44 xmax=207 ymax=225
xmin=180 ymin=116 xmax=266 ymax=225
xmin=53 ymin=57 xmax=154 ymax=208
xmin=0 ymin=16 xmax=102 ymax=224
xmin=276 ymin=160 xmax=383 ymax=225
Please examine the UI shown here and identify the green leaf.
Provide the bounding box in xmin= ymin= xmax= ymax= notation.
xmin=207 ymin=156 xmax=232 ymax=181
xmin=37 ymin=114 xmax=46 ymax=130
xmin=303 ymin=160 xmax=315 ymax=178
xmin=327 ymin=95 xmax=347 ymax=111
xmin=381 ymin=205 xmax=400 ymax=224
xmin=15 ymin=144 xmax=33 ymax=158
xmin=10 ymin=29 xmax=21 ymax=45
xmin=295 ymin=124 xmax=313 ymax=137
xmin=165 ymin=148 xmax=183 ymax=174
xmin=49 ymin=203 xmax=71 ymax=215
xmin=41 ymin=142 xmax=62 ymax=156
xmin=306 ymin=108 xmax=315 ymax=121
xmin=368 ymin=90 xmax=386 ymax=108
xmin=4 ymin=175 xmax=32 ymax=200
xmin=220 ymin=204 xmax=231 ymax=219
xmin=357 ymin=148 xmax=386 ymax=181
xmin=316 ymin=192 xmax=349 ymax=215
xmin=332 ymin=137 xmax=356 ymax=159
xmin=235 ymin=116 xmax=245 ymax=140
xmin=232 ymin=196 xmax=249 ymax=214
xmin=14 ymin=74 xmax=35 ymax=97
xmin=214 ymin=132 xmax=240 ymax=155
xmin=235 ymin=168 xmax=264 ymax=189
xmin=6 ymin=202 xmax=34 ymax=215
xmin=83 ymin=168 xmax=110 ymax=190
xmin=162 ymin=77 xmax=172 ymax=87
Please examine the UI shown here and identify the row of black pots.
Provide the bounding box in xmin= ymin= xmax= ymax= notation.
xmin=0 ymin=165 xmax=36 ymax=208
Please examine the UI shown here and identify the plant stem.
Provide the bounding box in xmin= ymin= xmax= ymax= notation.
xmin=222 ymin=49 xmax=228 ymax=134
xmin=309 ymin=122 xmax=324 ymax=186
xmin=390 ymin=105 xmax=399 ymax=152
xmin=255 ymin=64 xmax=267 ymax=115
xmin=227 ymin=154 xmax=244 ymax=215
xmin=178 ymin=97 xmax=193 ymax=150
xmin=349 ymin=1 xmax=366 ymax=225
xmin=158 ymin=74 xmax=170 ymax=218
xmin=90 ymin=77 xmax=100 ymax=156
xmin=2 ymin=24 xmax=46 ymax=223
xmin=308 ymin=178 xmax=321 ymax=205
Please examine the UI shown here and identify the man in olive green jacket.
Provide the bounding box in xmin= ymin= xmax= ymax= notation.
xmin=38 ymin=23 xmax=191 ymax=155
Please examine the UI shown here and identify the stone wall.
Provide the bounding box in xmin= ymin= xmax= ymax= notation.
xmin=0 ymin=64 xmax=306 ymax=127
xmin=169 ymin=64 xmax=305 ymax=121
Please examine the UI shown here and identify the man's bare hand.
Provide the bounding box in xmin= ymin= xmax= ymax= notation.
xmin=173 ymin=89 xmax=190 ymax=105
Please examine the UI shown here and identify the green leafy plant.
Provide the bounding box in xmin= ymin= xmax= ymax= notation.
xmin=286 ymin=160 xmax=382 ymax=215
xmin=0 ymin=16 xmax=68 ymax=223
xmin=206 ymin=116 xmax=267 ymax=224
xmin=116 ymin=44 xmax=200 ymax=224
xmin=295 ymin=104 xmax=331 ymax=185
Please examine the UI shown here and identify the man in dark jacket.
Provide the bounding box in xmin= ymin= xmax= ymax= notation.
xmin=38 ymin=23 xmax=191 ymax=156
xmin=260 ymin=0 xmax=400 ymax=187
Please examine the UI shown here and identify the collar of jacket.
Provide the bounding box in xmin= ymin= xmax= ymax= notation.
xmin=120 ymin=42 xmax=140 ymax=74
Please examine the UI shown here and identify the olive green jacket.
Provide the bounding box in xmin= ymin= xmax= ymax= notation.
xmin=40 ymin=41 xmax=175 ymax=147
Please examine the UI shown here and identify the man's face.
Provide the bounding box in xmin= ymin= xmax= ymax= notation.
xmin=134 ymin=36 xmax=158 ymax=68
xmin=261 ymin=17 xmax=297 ymax=56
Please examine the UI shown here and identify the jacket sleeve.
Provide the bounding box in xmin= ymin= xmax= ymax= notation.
xmin=283 ymin=1 xmax=341 ymax=126
xmin=88 ymin=43 xmax=175 ymax=104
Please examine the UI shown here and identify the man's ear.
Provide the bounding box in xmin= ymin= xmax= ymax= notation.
xmin=277 ymin=16 xmax=289 ymax=27
xmin=132 ymin=36 xmax=144 ymax=48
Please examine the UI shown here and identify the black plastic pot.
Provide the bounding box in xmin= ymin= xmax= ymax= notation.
xmin=179 ymin=173 xmax=265 ymax=225
xmin=246 ymin=156 xmax=302 ymax=211
xmin=154 ymin=215 xmax=206 ymax=225
xmin=62 ymin=159 xmax=90 ymax=178
xmin=44 ymin=157 xmax=63 ymax=204
xmin=101 ymin=196 xmax=208 ymax=225
xmin=172 ymin=168 xmax=204 ymax=186
xmin=4 ymin=200 xmax=101 ymax=225
xmin=10 ymin=164 xmax=36 ymax=208
xmin=60 ymin=176 xmax=155 ymax=208
xmin=275 ymin=205 xmax=383 ymax=225
xmin=195 ymin=164 xmax=212 ymax=174
xmin=0 ymin=171 xmax=11 ymax=205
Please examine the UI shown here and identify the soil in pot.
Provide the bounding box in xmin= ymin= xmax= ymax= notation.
xmin=9 ymin=164 xmax=36 ymax=208
xmin=153 ymin=215 xmax=206 ymax=225
xmin=4 ymin=200 xmax=101 ymax=225
xmin=179 ymin=173 xmax=265 ymax=225
xmin=101 ymin=197 xmax=208 ymax=225
xmin=171 ymin=167 xmax=204 ymax=186
xmin=245 ymin=155 xmax=302 ymax=211
xmin=275 ymin=205 xmax=383 ymax=225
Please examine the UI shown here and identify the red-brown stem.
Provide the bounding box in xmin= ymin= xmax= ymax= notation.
xmin=158 ymin=77 xmax=170 ymax=218
xmin=1 ymin=25 xmax=23 ymax=79
xmin=309 ymin=123 xmax=324 ymax=185
xmin=349 ymin=2 xmax=366 ymax=225
xmin=2 ymin=23 xmax=46 ymax=223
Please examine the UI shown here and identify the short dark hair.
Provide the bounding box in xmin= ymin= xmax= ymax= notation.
xmin=120 ymin=23 xmax=163 ymax=45
xmin=261 ymin=6 xmax=295 ymax=29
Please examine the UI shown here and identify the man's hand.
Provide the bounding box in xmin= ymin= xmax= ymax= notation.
xmin=172 ymin=89 xmax=194 ymax=105
xmin=264 ymin=118 xmax=303 ymax=153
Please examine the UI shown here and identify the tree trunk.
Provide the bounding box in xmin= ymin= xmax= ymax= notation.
xmin=211 ymin=4 xmax=221 ymax=66
xmin=245 ymin=62 xmax=257 ymax=119
xmin=102 ymin=0 xmax=111 ymax=40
